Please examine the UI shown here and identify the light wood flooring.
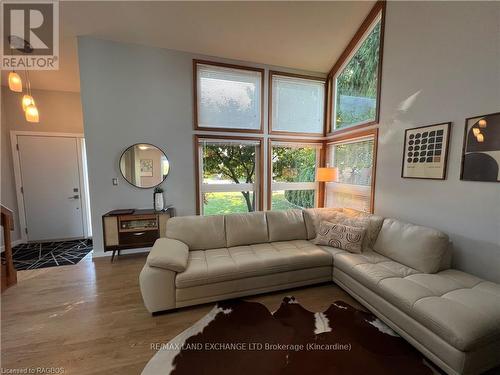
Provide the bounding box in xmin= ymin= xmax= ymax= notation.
xmin=1 ymin=253 xmax=360 ymax=375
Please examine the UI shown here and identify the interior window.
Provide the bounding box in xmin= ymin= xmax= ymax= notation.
xmin=195 ymin=62 xmax=263 ymax=131
xmin=198 ymin=138 xmax=261 ymax=215
xmin=270 ymin=73 xmax=325 ymax=134
xmin=270 ymin=142 xmax=321 ymax=210
xmin=333 ymin=16 xmax=382 ymax=130
xmin=325 ymin=135 xmax=376 ymax=212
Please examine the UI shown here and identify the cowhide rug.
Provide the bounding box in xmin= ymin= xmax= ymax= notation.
xmin=142 ymin=297 xmax=435 ymax=375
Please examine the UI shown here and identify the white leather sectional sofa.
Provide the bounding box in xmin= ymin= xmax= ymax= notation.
xmin=139 ymin=208 xmax=500 ymax=375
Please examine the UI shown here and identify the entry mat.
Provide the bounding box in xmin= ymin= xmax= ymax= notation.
xmin=3 ymin=239 xmax=92 ymax=271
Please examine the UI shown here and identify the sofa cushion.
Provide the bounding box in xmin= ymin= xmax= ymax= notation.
xmin=342 ymin=208 xmax=385 ymax=250
xmin=374 ymin=218 xmax=449 ymax=273
xmin=266 ymin=210 xmax=307 ymax=242
xmin=176 ymin=240 xmax=331 ymax=288
xmin=147 ymin=238 xmax=189 ymax=272
xmin=225 ymin=211 xmax=268 ymax=247
xmin=377 ymin=269 xmax=500 ymax=351
xmin=304 ymin=208 xmax=384 ymax=251
xmin=303 ymin=208 xmax=344 ymax=239
xmin=329 ymin=249 xmax=419 ymax=291
xmin=166 ymin=215 xmax=226 ymax=250
xmin=314 ymin=222 xmax=366 ymax=254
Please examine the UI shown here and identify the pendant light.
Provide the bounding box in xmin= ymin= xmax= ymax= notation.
xmin=25 ymin=104 xmax=40 ymax=123
xmin=8 ymin=71 xmax=22 ymax=92
xmin=24 ymin=71 xmax=39 ymax=123
xmin=22 ymin=94 xmax=35 ymax=111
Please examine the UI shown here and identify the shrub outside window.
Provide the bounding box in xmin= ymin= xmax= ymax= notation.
xmin=270 ymin=142 xmax=322 ymax=210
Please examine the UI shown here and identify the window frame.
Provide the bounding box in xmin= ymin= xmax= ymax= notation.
xmin=194 ymin=134 xmax=264 ymax=215
xmin=326 ymin=1 xmax=386 ymax=135
xmin=324 ymin=128 xmax=379 ymax=213
xmin=267 ymin=138 xmax=325 ymax=210
xmin=193 ymin=59 xmax=265 ymax=134
xmin=268 ymin=70 xmax=327 ymax=136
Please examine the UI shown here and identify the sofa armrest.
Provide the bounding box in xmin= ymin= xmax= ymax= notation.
xmin=147 ymin=238 xmax=189 ymax=272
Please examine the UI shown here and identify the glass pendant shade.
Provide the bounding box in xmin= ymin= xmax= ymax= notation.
xmin=25 ymin=104 xmax=39 ymax=123
xmin=22 ymin=95 xmax=35 ymax=111
xmin=8 ymin=72 xmax=23 ymax=92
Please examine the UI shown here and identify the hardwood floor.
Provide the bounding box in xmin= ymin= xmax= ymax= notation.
xmin=1 ymin=253 xmax=360 ymax=375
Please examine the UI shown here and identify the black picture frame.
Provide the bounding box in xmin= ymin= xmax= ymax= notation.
xmin=460 ymin=111 xmax=500 ymax=183
xmin=401 ymin=122 xmax=451 ymax=180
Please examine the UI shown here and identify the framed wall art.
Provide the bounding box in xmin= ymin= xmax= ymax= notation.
xmin=140 ymin=159 xmax=153 ymax=177
xmin=461 ymin=112 xmax=500 ymax=182
xmin=401 ymin=122 xmax=451 ymax=180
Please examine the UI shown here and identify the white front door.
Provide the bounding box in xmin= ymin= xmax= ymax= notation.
xmin=17 ymin=135 xmax=85 ymax=241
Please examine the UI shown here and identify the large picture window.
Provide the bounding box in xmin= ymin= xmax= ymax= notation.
xmin=329 ymin=3 xmax=384 ymax=133
xmin=196 ymin=136 xmax=263 ymax=215
xmin=194 ymin=61 xmax=264 ymax=132
xmin=269 ymin=141 xmax=322 ymax=210
xmin=325 ymin=130 xmax=377 ymax=212
xmin=269 ymin=72 xmax=325 ymax=135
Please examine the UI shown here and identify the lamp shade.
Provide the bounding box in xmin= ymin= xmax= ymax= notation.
xmin=316 ymin=167 xmax=337 ymax=182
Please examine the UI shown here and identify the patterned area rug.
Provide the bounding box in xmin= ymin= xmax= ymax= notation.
xmin=3 ymin=239 xmax=93 ymax=270
xmin=143 ymin=297 xmax=435 ymax=375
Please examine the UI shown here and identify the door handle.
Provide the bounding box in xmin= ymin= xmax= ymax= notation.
xmin=68 ymin=195 xmax=80 ymax=199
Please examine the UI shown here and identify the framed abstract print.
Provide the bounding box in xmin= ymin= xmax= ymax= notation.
xmin=401 ymin=122 xmax=451 ymax=180
xmin=461 ymin=112 xmax=500 ymax=182
xmin=140 ymin=159 xmax=154 ymax=177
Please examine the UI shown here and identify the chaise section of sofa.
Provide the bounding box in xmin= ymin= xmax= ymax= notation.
xmin=311 ymin=211 xmax=500 ymax=375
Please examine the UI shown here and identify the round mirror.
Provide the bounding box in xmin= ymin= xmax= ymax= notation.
xmin=119 ymin=144 xmax=170 ymax=188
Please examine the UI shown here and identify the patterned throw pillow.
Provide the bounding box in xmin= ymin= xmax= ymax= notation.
xmin=314 ymin=222 xmax=366 ymax=253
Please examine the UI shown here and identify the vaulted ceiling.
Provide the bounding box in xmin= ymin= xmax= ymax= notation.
xmin=2 ymin=1 xmax=375 ymax=93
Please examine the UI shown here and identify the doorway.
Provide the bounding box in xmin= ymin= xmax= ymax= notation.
xmin=11 ymin=131 xmax=92 ymax=243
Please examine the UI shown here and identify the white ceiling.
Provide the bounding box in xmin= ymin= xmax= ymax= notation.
xmin=1 ymin=1 xmax=375 ymax=93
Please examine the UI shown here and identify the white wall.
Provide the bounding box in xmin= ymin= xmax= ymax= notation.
xmin=1 ymin=88 xmax=84 ymax=244
xmin=376 ymin=1 xmax=500 ymax=282
xmin=77 ymin=37 xmax=324 ymax=257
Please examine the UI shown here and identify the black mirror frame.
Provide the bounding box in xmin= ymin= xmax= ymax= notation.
xmin=119 ymin=143 xmax=169 ymax=189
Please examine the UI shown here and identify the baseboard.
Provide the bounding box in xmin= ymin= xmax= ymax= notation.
xmin=0 ymin=239 xmax=25 ymax=253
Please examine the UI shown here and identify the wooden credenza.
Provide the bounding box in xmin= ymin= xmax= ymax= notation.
xmin=102 ymin=208 xmax=174 ymax=261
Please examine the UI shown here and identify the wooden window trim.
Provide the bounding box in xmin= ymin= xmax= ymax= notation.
xmin=267 ymin=138 xmax=324 ymax=210
xmin=268 ymin=70 xmax=327 ymax=136
xmin=193 ymin=59 xmax=265 ymax=134
xmin=326 ymin=0 xmax=386 ymax=136
xmin=194 ymin=134 xmax=265 ymax=215
xmin=324 ymin=128 xmax=379 ymax=213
